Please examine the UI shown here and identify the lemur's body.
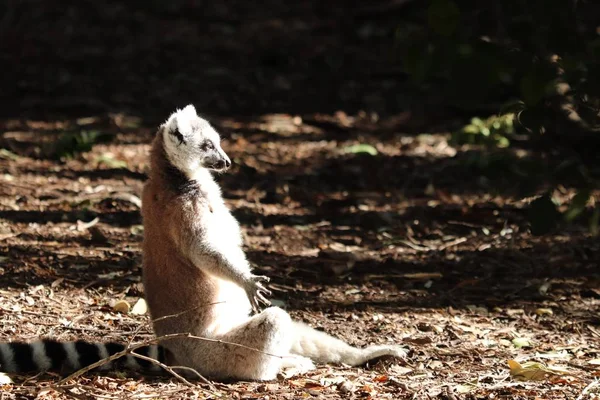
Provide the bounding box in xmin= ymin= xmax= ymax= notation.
xmin=0 ymin=106 xmax=405 ymax=381
xmin=142 ymin=105 xmax=405 ymax=381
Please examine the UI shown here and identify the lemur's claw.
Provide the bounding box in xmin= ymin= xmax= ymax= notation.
xmin=246 ymin=275 xmax=272 ymax=314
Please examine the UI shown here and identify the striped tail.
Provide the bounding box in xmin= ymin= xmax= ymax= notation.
xmin=0 ymin=340 xmax=165 ymax=374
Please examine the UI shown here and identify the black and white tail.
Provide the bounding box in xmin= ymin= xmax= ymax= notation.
xmin=0 ymin=340 xmax=165 ymax=374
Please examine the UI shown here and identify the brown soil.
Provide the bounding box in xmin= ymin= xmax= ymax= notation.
xmin=0 ymin=1 xmax=599 ymax=399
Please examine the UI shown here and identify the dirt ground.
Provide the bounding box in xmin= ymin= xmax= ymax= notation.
xmin=1 ymin=1 xmax=599 ymax=399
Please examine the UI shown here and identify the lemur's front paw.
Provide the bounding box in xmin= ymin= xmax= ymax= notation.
xmin=245 ymin=275 xmax=272 ymax=313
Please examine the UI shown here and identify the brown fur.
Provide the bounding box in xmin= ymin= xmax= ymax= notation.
xmin=141 ymin=106 xmax=405 ymax=381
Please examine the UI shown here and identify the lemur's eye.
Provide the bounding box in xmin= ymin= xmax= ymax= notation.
xmin=201 ymin=141 xmax=214 ymax=151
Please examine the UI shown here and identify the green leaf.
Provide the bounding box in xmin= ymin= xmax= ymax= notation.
xmin=563 ymin=190 xmax=591 ymax=222
xmin=495 ymin=136 xmax=510 ymax=148
xmin=51 ymin=130 xmax=111 ymax=159
xmin=343 ymin=144 xmax=378 ymax=156
xmin=528 ymin=194 xmax=561 ymax=235
xmin=427 ymin=0 xmax=460 ymax=36
xmin=95 ymin=153 xmax=128 ymax=169
xmin=452 ymin=114 xmax=514 ymax=148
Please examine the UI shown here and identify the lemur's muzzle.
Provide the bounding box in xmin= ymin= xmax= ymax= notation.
xmin=210 ymin=150 xmax=231 ymax=171
xmin=213 ymin=158 xmax=231 ymax=170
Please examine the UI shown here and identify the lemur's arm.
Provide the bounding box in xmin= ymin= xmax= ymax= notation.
xmin=169 ymin=222 xmax=271 ymax=312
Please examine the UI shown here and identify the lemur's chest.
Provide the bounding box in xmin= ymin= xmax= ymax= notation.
xmin=192 ymin=195 xmax=240 ymax=238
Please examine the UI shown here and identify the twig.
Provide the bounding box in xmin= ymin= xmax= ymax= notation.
xmin=56 ymin=340 xmax=160 ymax=385
xmin=76 ymin=217 xmax=99 ymax=231
xmin=185 ymin=333 xmax=286 ymax=360
xmin=437 ymin=237 xmax=468 ymax=251
xmin=397 ymin=240 xmax=430 ymax=252
xmin=56 ymin=331 xmax=287 ymax=386
xmin=575 ymin=380 xmax=599 ymax=400
xmin=125 ymin=301 xmax=225 ymax=351
xmin=151 ymin=302 xmax=225 ymax=324
xmin=129 ymin=350 xmax=201 ymax=388
xmin=110 ymin=192 xmax=142 ymax=208
xmin=54 ymin=302 xmax=289 ymax=393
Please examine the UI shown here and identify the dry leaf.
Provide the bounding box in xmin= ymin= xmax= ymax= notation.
xmin=454 ymin=383 xmax=476 ymax=393
xmin=535 ymin=308 xmax=553 ymax=316
xmin=338 ymin=380 xmax=355 ymax=394
xmin=535 ymin=350 xmax=570 ymax=360
xmin=538 ymin=281 xmax=551 ymax=295
xmin=512 ymin=337 xmax=532 ymax=348
xmin=320 ymin=377 xmax=345 ymax=387
xmin=390 ymin=365 xmax=413 ymax=375
xmin=508 ymin=360 xmax=548 ymax=381
xmin=131 ymin=298 xmax=147 ymax=315
xmin=508 ymin=360 xmax=572 ymax=381
xmin=51 ymin=278 xmax=64 ymax=288
xmin=304 ymin=380 xmax=325 ymax=390
xmin=113 ymin=299 xmax=130 ymax=314
xmin=0 ymin=372 xmax=12 ymax=385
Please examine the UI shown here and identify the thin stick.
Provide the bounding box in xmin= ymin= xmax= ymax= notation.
xmin=56 ymin=340 xmax=157 ymax=385
xmin=56 ymin=331 xmax=288 ymax=386
xmin=151 ymin=302 xmax=225 ymax=324
xmin=128 ymin=350 xmax=212 ymax=389
xmin=437 ymin=237 xmax=468 ymax=251
xmin=575 ymin=380 xmax=599 ymax=400
xmin=55 ymin=303 xmax=286 ymax=391
xmin=184 ymin=334 xmax=285 ymax=360
xmin=123 ymin=301 xmax=226 ymax=359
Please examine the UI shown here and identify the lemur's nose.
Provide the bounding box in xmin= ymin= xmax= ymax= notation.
xmin=225 ymin=158 xmax=231 ymax=168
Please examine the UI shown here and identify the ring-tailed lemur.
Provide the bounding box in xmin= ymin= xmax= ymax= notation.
xmin=0 ymin=340 xmax=163 ymax=374
xmin=141 ymin=105 xmax=405 ymax=381
xmin=0 ymin=105 xmax=405 ymax=381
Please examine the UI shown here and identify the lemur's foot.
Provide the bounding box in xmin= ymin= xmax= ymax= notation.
xmin=280 ymin=355 xmax=316 ymax=378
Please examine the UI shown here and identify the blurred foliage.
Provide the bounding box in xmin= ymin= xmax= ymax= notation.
xmin=0 ymin=149 xmax=19 ymax=161
xmin=95 ymin=153 xmax=128 ymax=169
xmin=398 ymin=0 xmax=600 ymax=235
xmin=452 ymin=114 xmax=514 ymax=148
xmin=400 ymin=0 xmax=600 ymax=134
xmin=51 ymin=130 xmax=112 ymax=160
xmin=343 ymin=144 xmax=379 ymax=156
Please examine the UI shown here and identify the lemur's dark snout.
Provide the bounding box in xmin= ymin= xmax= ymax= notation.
xmin=212 ymin=157 xmax=231 ymax=170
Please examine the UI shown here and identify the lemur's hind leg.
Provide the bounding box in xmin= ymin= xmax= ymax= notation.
xmin=169 ymin=307 xmax=307 ymax=381
xmin=291 ymin=322 xmax=406 ymax=366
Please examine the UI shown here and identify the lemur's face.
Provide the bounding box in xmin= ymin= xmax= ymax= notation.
xmin=162 ymin=105 xmax=231 ymax=176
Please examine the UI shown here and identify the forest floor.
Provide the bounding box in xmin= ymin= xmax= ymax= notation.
xmin=1 ymin=1 xmax=599 ymax=399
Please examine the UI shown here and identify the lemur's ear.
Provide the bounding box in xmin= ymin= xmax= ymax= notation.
xmin=163 ymin=105 xmax=198 ymax=144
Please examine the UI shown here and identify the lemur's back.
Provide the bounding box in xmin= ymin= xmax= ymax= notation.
xmin=142 ymin=131 xmax=250 ymax=343
xmin=141 ymin=152 xmax=209 ymax=338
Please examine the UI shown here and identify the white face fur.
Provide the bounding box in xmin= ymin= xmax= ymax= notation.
xmin=161 ymin=105 xmax=231 ymax=179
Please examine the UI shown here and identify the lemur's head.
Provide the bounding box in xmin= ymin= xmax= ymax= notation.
xmin=161 ymin=105 xmax=231 ymax=178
